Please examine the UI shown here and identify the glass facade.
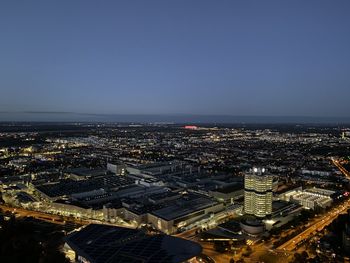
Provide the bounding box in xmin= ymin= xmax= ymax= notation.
xmin=244 ymin=172 xmax=273 ymax=218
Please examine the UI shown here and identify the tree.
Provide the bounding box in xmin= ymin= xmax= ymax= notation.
xmin=213 ymin=241 xmax=227 ymax=253
xmin=0 ymin=217 xmax=70 ymax=263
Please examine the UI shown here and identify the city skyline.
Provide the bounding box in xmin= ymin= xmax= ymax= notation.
xmin=2 ymin=111 xmax=350 ymax=123
xmin=1 ymin=122 xmax=350 ymax=262
xmin=1 ymin=1 xmax=350 ymax=118
xmin=2 ymin=1 xmax=350 ymax=262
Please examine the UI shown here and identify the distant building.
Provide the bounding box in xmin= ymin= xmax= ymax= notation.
xmin=125 ymin=161 xmax=182 ymax=177
xmin=244 ymin=168 xmax=273 ymax=218
xmin=184 ymin=125 xmax=198 ymax=130
xmin=301 ymin=169 xmax=331 ymax=177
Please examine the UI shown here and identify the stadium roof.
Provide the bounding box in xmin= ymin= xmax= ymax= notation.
xmin=65 ymin=224 xmax=202 ymax=263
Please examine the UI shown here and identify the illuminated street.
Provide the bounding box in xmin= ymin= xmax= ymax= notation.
xmin=277 ymin=159 xmax=350 ymax=252
xmin=332 ymin=158 xmax=350 ymax=178
xmin=0 ymin=204 xmax=135 ymax=229
xmin=277 ymin=199 xmax=350 ymax=251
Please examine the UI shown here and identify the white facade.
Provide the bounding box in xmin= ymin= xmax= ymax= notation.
xmin=281 ymin=187 xmax=334 ymax=210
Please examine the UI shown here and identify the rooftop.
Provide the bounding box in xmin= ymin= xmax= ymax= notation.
xmin=35 ymin=175 xmax=134 ymax=198
xmin=214 ymin=183 xmax=244 ymax=194
xmin=152 ymin=193 xmax=218 ymax=221
xmin=66 ymin=224 xmax=202 ymax=263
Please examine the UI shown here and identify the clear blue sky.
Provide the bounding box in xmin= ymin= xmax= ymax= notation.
xmin=0 ymin=1 xmax=350 ymax=117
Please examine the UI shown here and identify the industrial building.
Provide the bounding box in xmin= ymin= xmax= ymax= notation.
xmin=149 ymin=193 xmax=224 ymax=234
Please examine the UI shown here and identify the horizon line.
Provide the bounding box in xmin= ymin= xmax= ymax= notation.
xmin=0 ymin=111 xmax=349 ymax=119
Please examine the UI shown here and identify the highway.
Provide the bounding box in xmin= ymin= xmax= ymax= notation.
xmin=277 ymin=158 xmax=350 ymax=251
xmin=2 ymin=157 xmax=349 ymax=261
xmin=332 ymin=158 xmax=350 ymax=178
xmin=277 ymin=199 xmax=350 ymax=251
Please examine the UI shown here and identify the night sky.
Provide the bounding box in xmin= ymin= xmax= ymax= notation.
xmin=1 ymin=1 xmax=350 ymax=118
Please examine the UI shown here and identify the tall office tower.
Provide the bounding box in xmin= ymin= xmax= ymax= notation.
xmin=244 ymin=168 xmax=273 ymax=218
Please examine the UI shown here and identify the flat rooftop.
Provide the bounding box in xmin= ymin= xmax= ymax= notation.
xmin=148 ymin=191 xmax=180 ymax=202
xmin=272 ymin=200 xmax=292 ymax=211
xmin=66 ymin=167 xmax=107 ymax=177
xmin=214 ymin=183 xmax=244 ymax=194
xmin=152 ymin=194 xmax=218 ymax=221
xmin=35 ymin=175 xmax=134 ymax=198
xmin=66 ymin=224 xmax=202 ymax=263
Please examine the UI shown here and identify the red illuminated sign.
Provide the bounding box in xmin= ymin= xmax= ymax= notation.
xmin=184 ymin=125 xmax=198 ymax=130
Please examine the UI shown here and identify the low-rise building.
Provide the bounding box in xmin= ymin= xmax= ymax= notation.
xmin=281 ymin=187 xmax=334 ymax=210
xmin=148 ymin=193 xmax=224 ymax=234
xmin=208 ymin=183 xmax=244 ymax=203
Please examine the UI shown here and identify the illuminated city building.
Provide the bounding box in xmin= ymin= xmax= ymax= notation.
xmin=244 ymin=168 xmax=273 ymax=218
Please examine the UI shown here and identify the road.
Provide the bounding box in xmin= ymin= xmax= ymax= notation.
xmin=174 ymin=214 xmax=241 ymax=262
xmin=3 ymin=157 xmax=349 ymax=261
xmin=277 ymin=158 xmax=350 ymax=251
xmin=0 ymin=204 xmax=91 ymax=225
xmin=175 ymin=227 xmax=198 ymax=240
xmin=175 ymin=228 xmax=233 ymax=262
xmin=177 ymin=157 xmax=350 ymax=259
xmin=199 ymin=242 xmax=233 ymax=263
xmin=0 ymin=204 xmax=134 ymax=229
xmin=277 ymin=199 xmax=350 ymax=251
xmin=332 ymin=158 xmax=350 ymax=178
